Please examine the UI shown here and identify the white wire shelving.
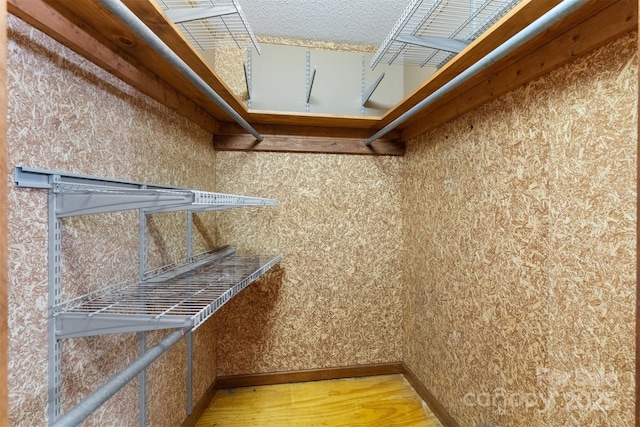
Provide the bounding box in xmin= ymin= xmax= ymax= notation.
xmin=20 ymin=171 xmax=277 ymax=217
xmin=54 ymin=247 xmax=282 ymax=339
xmin=156 ymin=0 xmax=261 ymax=53
xmin=371 ymin=0 xmax=521 ymax=69
xmin=14 ymin=166 xmax=281 ymax=425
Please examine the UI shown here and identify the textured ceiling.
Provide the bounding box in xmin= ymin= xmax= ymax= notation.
xmin=237 ymin=0 xmax=410 ymax=46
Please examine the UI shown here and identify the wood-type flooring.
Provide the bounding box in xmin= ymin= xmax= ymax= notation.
xmin=195 ymin=374 xmax=444 ymax=426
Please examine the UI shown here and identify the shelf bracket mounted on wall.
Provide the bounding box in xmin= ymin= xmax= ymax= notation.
xmin=164 ymin=6 xmax=237 ymax=24
xmin=395 ymin=35 xmax=470 ymax=53
xmin=361 ymin=72 xmax=385 ymax=106
xmin=305 ymin=50 xmax=316 ymax=112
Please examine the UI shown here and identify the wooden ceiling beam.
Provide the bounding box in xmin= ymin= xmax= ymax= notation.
xmin=246 ymin=110 xmax=385 ymax=131
xmin=216 ymin=122 xmax=402 ymax=156
xmin=214 ymin=134 xmax=404 ymax=156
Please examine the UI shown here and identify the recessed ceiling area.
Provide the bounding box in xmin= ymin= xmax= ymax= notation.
xmin=7 ymin=0 xmax=633 ymax=153
xmin=153 ymin=0 xmax=523 ymax=117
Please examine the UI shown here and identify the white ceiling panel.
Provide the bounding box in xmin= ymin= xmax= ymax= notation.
xmin=237 ymin=0 xmax=411 ymax=46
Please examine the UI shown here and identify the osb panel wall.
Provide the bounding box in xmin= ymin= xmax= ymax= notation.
xmin=7 ymin=15 xmax=219 ymax=426
xmin=403 ymin=33 xmax=637 ymax=427
xmin=545 ymin=33 xmax=636 ymax=427
xmin=214 ymin=152 xmax=403 ymax=375
xmin=212 ymin=47 xmax=248 ymax=103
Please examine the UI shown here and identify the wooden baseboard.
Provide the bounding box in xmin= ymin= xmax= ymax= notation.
xmin=402 ymin=363 xmax=460 ymax=427
xmin=215 ymin=362 xmax=404 ymax=389
xmin=183 ymin=362 xmax=460 ymax=427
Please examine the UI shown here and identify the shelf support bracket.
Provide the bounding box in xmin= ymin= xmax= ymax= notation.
xmin=164 ymin=6 xmax=237 ymax=24
xmin=395 ymin=35 xmax=470 ymax=53
xmin=47 ymin=175 xmax=63 ymax=424
xmin=305 ymin=50 xmax=316 ymax=112
xmin=362 ymin=72 xmax=385 ymax=106
xmin=243 ymin=61 xmax=251 ymax=103
xmin=306 ymin=66 xmax=316 ymax=105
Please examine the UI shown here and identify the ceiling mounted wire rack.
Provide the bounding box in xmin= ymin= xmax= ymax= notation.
xmin=371 ymin=0 xmax=521 ymax=69
xmin=156 ymin=0 xmax=261 ymax=53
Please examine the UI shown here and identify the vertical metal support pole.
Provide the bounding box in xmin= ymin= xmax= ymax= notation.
xmin=186 ymin=211 xmax=193 ymax=262
xmin=137 ymin=205 xmax=147 ymax=427
xmin=48 ymin=176 xmax=62 ymax=424
xmin=360 ymin=55 xmax=366 ymax=116
xmin=137 ymin=332 xmax=146 ymax=427
xmin=186 ymin=210 xmax=193 ymax=414
xmin=305 ymin=50 xmax=311 ymax=113
xmin=246 ymin=46 xmax=253 ymax=109
xmin=139 ymin=207 xmax=147 ymax=280
xmin=186 ymin=332 xmax=193 ymax=415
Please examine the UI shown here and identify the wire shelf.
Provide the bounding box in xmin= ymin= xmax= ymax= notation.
xmin=371 ymin=0 xmax=521 ymax=69
xmin=54 ymin=250 xmax=282 ymax=338
xmin=51 ymin=182 xmax=277 ymax=217
xmin=156 ymin=0 xmax=261 ymax=53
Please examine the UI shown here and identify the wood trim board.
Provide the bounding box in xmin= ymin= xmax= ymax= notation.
xmin=214 ymin=363 xmax=405 ymax=390
xmin=402 ymin=364 xmax=460 ymax=427
xmin=634 ymin=13 xmax=640 ymax=427
xmin=0 ymin=0 xmax=7 ymax=423
xmin=214 ymin=134 xmax=405 ymax=156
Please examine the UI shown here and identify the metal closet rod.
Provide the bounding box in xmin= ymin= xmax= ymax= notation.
xmin=365 ymin=0 xmax=590 ymax=146
xmin=98 ymin=0 xmax=263 ymax=142
xmin=50 ymin=328 xmax=186 ymax=427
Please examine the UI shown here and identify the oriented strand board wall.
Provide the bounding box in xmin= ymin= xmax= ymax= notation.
xmin=7 ymin=16 xmax=218 ymax=426
xmin=403 ymin=32 xmax=637 ymax=427
xmin=214 ymin=152 xmax=403 ymax=375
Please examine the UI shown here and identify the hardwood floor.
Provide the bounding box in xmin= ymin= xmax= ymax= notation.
xmin=195 ymin=374 xmax=444 ymax=426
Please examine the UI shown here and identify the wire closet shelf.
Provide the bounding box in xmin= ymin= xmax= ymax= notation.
xmin=156 ymin=0 xmax=261 ymax=53
xmin=54 ymin=248 xmax=282 ymax=339
xmin=371 ymin=0 xmax=521 ymax=69
xmin=13 ymin=166 xmax=282 ymax=339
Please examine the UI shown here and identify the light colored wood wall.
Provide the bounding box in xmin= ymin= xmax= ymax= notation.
xmin=403 ymin=32 xmax=637 ymax=427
